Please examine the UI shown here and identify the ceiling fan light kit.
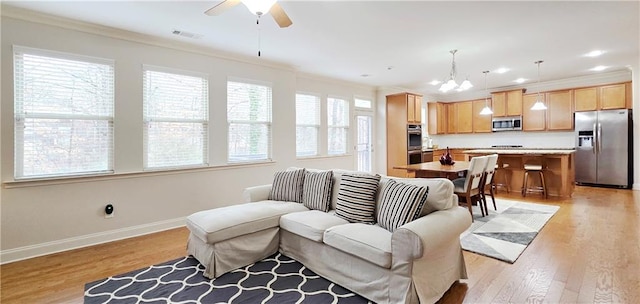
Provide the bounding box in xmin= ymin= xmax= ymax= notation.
xmin=241 ymin=0 xmax=278 ymax=15
xmin=205 ymin=0 xmax=292 ymax=28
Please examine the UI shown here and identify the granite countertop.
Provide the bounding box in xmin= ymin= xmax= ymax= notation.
xmin=462 ymin=149 xmax=575 ymax=155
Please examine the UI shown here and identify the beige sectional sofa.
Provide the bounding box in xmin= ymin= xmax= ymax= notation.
xmin=186 ymin=168 xmax=472 ymax=304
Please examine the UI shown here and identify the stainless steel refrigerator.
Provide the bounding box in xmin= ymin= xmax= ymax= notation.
xmin=575 ymin=109 xmax=633 ymax=188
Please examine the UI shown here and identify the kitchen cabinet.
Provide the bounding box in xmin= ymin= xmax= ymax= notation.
xmin=386 ymin=92 xmax=423 ymax=177
xmin=547 ymin=90 xmax=574 ymax=130
xmin=522 ymin=93 xmax=546 ymax=131
xmin=456 ymin=101 xmax=473 ymax=133
xmin=427 ymin=102 xmax=446 ymax=135
xmin=600 ymin=83 xmax=626 ymax=110
xmin=432 ymin=148 xmax=467 ymax=162
xmin=491 ymin=89 xmax=524 ymax=117
xmin=472 ymin=99 xmax=492 ymax=133
xmin=446 ymin=103 xmax=457 ymax=134
xmin=574 ymin=87 xmax=598 ymax=111
xmin=626 ymin=82 xmax=633 ymax=109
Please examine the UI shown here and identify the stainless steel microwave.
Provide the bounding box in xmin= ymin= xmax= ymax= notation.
xmin=492 ymin=116 xmax=522 ymax=131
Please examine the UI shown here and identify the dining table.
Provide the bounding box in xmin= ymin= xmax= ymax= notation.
xmin=393 ymin=161 xmax=471 ymax=180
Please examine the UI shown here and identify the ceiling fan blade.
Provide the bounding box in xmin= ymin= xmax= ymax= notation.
xmin=269 ymin=2 xmax=292 ymax=28
xmin=204 ymin=0 xmax=241 ymax=16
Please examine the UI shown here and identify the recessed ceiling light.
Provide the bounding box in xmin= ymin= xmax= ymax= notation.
xmin=513 ymin=78 xmax=527 ymax=84
xmin=360 ymin=74 xmax=370 ymax=77
xmin=495 ymin=67 xmax=510 ymax=74
xmin=585 ymin=50 xmax=605 ymax=57
xmin=429 ymin=80 xmax=442 ymax=86
xmin=590 ymin=65 xmax=608 ymax=71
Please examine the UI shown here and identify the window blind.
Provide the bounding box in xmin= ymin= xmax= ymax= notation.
xmin=227 ymin=80 xmax=272 ymax=162
xmin=14 ymin=47 xmax=115 ymax=179
xmin=327 ymin=97 xmax=349 ymax=155
xmin=143 ymin=67 xmax=209 ymax=169
xmin=295 ymin=93 xmax=320 ymax=157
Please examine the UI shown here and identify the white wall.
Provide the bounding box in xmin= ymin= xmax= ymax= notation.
xmin=0 ymin=15 xmax=374 ymax=262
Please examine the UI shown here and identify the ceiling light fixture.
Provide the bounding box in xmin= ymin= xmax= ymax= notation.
xmin=429 ymin=80 xmax=442 ymax=86
xmin=530 ymin=60 xmax=547 ymax=111
xmin=495 ymin=67 xmax=510 ymax=74
xmin=585 ymin=50 xmax=605 ymax=57
xmin=242 ymin=0 xmax=277 ymax=15
xmin=590 ymin=65 xmax=608 ymax=71
xmin=513 ymin=78 xmax=527 ymax=84
xmin=479 ymin=71 xmax=493 ymax=115
xmin=439 ymin=50 xmax=472 ymax=93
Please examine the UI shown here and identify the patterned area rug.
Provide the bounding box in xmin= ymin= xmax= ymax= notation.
xmin=460 ymin=199 xmax=559 ymax=263
xmin=84 ymin=253 xmax=373 ymax=303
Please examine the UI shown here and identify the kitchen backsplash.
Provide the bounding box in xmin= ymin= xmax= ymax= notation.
xmin=429 ymin=131 xmax=575 ymax=149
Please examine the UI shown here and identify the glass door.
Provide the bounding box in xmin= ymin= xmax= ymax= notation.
xmin=355 ymin=114 xmax=373 ymax=172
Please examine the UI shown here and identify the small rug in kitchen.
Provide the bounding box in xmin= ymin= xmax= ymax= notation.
xmin=460 ymin=199 xmax=559 ymax=263
xmin=84 ymin=252 xmax=373 ymax=304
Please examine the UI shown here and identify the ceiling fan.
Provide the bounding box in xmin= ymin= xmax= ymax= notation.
xmin=205 ymin=0 xmax=293 ymax=28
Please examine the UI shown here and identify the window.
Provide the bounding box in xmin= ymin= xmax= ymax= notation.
xmin=327 ymin=97 xmax=349 ymax=155
xmin=13 ymin=47 xmax=114 ymax=179
xmin=143 ymin=67 xmax=208 ymax=169
xmin=227 ymin=80 xmax=272 ymax=162
xmin=295 ymin=93 xmax=320 ymax=157
xmin=354 ymin=98 xmax=372 ymax=109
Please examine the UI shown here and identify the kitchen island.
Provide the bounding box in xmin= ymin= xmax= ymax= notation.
xmin=463 ymin=149 xmax=576 ymax=198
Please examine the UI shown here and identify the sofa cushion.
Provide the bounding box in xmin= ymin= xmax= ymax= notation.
xmin=379 ymin=177 xmax=455 ymax=216
xmin=280 ymin=210 xmax=349 ymax=242
xmin=268 ymin=168 xmax=306 ymax=203
xmin=186 ymin=201 xmax=309 ymax=244
xmin=302 ymin=170 xmax=333 ymax=212
xmin=323 ymin=223 xmax=392 ymax=268
xmin=335 ymin=173 xmax=381 ymax=223
xmin=377 ymin=180 xmax=429 ymax=232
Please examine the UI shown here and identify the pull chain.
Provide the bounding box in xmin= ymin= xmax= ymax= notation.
xmin=257 ymin=15 xmax=261 ymax=57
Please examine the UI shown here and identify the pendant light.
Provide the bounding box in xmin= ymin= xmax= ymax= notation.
xmin=530 ymin=60 xmax=547 ymax=110
xmin=479 ymin=71 xmax=493 ymax=115
xmin=439 ymin=50 xmax=472 ymax=93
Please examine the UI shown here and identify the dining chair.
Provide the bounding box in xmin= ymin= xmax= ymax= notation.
xmin=452 ymin=155 xmax=488 ymax=220
xmin=480 ymin=154 xmax=499 ymax=216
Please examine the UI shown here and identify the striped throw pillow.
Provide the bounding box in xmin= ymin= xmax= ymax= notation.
xmin=335 ymin=173 xmax=381 ymax=223
xmin=377 ymin=180 xmax=429 ymax=232
xmin=302 ymin=170 xmax=333 ymax=212
xmin=268 ymin=168 xmax=306 ymax=203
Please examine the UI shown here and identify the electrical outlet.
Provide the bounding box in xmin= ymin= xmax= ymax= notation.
xmin=105 ymin=203 xmax=114 ymax=219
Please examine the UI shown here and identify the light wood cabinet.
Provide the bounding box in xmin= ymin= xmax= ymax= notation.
xmin=491 ymin=89 xmax=523 ymax=117
xmin=600 ymin=83 xmax=626 ymax=110
xmin=574 ymin=87 xmax=598 ymax=112
xmin=547 ymin=90 xmax=574 ymax=130
xmin=446 ymin=103 xmax=457 ymax=134
xmin=427 ymin=102 xmax=446 ymax=135
xmin=522 ymin=93 xmax=546 ymax=131
xmin=627 ymin=82 xmax=633 ymax=109
xmin=406 ymin=94 xmax=422 ymax=124
xmin=456 ymin=101 xmax=473 ymax=133
xmin=472 ymin=99 xmax=492 ymax=133
xmin=386 ymin=92 xmax=423 ymax=177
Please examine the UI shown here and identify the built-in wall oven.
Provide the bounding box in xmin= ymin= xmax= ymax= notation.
xmin=407 ymin=125 xmax=422 ymax=164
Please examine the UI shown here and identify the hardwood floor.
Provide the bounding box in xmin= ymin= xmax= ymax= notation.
xmin=1 ymin=186 xmax=638 ymax=303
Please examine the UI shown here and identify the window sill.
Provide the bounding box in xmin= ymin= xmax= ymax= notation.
xmin=3 ymin=161 xmax=276 ymax=189
xmin=297 ymin=154 xmax=352 ymax=160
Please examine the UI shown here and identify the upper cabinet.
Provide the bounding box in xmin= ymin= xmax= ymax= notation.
xmin=387 ymin=92 xmax=423 ymax=124
xmin=491 ymin=89 xmax=524 ymax=117
xmin=472 ymin=99 xmax=492 ymax=133
xmin=428 ymin=102 xmax=446 ymax=135
xmin=574 ymin=82 xmax=631 ymax=112
xmin=446 ymin=103 xmax=457 ymax=134
xmin=547 ymin=90 xmax=574 ymax=130
xmin=456 ymin=101 xmax=473 ymax=133
xmin=522 ymin=93 xmax=546 ymax=131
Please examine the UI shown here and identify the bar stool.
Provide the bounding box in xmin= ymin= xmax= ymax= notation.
xmin=493 ymin=162 xmax=511 ymax=194
xmin=521 ymin=155 xmax=547 ymax=198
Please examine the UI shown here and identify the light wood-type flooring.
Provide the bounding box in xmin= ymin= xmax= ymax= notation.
xmin=1 ymin=186 xmax=638 ymax=303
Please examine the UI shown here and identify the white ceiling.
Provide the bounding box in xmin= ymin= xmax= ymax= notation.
xmin=3 ymin=1 xmax=639 ymax=98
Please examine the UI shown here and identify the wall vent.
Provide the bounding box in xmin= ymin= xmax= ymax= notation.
xmin=172 ymin=30 xmax=203 ymax=39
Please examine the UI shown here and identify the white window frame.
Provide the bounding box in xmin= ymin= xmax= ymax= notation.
xmin=295 ymin=92 xmax=321 ymax=157
xmin=142 ymin=65 xmax=209 ymax=170
xmin=354 ymin=97 xmax=373 ymax=110
xmin=226 ymin=79 xmax=273 ymax=163
xmin=327 ymin=96 xmax=350 ymax=156
xmin=13 ymin=46 xmax=115 ymax=179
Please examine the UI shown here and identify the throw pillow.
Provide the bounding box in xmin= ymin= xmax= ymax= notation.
xmin=377 ymin=180 xmax=429 ymax=232
xmin=302 ymin=170 xmax=334 ymax=212
xmin=268 ymin=168 xmax=306 ymax=203
xmin=335 ymin=173 xmax=381 ymax=223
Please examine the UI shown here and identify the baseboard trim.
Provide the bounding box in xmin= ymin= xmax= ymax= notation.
xmin=0 ymin=217 xmax=186 ymax=265
xmin=633 ymin=183 xmax=640 ymax=191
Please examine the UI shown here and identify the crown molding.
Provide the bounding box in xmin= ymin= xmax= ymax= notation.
xmin=296 ymin=72 xmax=376 ymax=91
xmin=0 ymin=4 xmax=297 ymax=73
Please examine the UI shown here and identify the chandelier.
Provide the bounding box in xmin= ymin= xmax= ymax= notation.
xmin=439 ymin=50 xmax=473 ymax=93
xmin=530 ymin=60 xmax=548 ymax=110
